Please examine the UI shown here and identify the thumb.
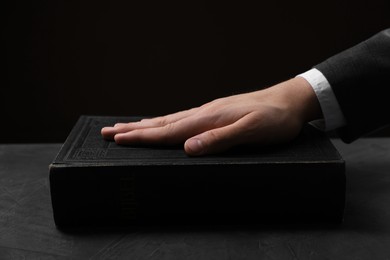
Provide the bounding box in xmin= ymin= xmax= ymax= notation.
xmin=184 ymin=138 xmax=205 ymax=156
xmin=184 ymin=129 xmax=235 ymax=156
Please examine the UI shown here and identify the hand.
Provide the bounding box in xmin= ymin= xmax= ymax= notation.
xmin=101 ymin=77 xmax=322 ymax=156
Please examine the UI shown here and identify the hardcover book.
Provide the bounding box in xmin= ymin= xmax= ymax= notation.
xmin=49 ymin=115 xmax=346 ymax=228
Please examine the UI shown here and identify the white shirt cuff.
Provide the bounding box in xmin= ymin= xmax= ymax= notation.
xmin=296 ymin=68 xmax=346 ymax=131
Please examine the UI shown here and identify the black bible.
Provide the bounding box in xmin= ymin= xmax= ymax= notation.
xmin=49 ymin=115 xmax=346 ymax=228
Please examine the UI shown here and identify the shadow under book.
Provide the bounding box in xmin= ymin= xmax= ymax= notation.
xmin=49 ymin=115 xmax=346 ymax=228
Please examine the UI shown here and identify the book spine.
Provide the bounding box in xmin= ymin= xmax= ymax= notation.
xmin=49 ymin=162 xmax=346 ymax=227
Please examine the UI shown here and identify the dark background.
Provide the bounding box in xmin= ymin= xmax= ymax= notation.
xmin=3 ymin=0 xmax=390 ymax=143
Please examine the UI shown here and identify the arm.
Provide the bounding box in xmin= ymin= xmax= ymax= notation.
xmin=102 ymin=29 xmax=390 ymax=155
xmin=315 ymin=28 xmax=390 ymax=143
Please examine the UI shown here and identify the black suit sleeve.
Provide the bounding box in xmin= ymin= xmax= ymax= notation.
xmin=314 ymin=28 xmax=390 ymax=143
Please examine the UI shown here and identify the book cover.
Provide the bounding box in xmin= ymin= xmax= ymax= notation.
xmin=49 ymin=115 xmax=346 ymax=228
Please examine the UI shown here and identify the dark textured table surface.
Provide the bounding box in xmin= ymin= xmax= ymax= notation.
xmin=0 ymin=139 xmax=389 ymax=259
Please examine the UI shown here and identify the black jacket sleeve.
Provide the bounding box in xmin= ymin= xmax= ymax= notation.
xmin=314 ymin=28 xmax=390 ymax=143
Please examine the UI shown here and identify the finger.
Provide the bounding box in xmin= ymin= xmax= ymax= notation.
xmin=141 ymin=107 xmax=200 ymax=126
xmin=101 ymin=123 xmax=129 ymax=138
xmin=101 ymin=108 xmax=200 ymax=140
xmin=184 ymin=128 xmax=238 ymax=156
xmin=113 ymin=125 xmax=185 ymax=145
xmin=101 ymin=124 xmax=136 ymax=140
xmin=101 ymin=116 xmax=176 ymax=140
xmin=113 ymin=112 xmax=226 ymax=145
xmin=184 ymin=113 xmax=266 ymax=156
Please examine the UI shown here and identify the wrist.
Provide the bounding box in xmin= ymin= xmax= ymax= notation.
xmin=281 ymin=77 xmax=323 ymax=125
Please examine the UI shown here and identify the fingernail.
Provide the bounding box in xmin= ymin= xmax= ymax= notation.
xmin=186 ymin=138 xmax=204 ymax=155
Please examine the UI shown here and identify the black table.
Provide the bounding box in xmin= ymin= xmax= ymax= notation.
xmin=0 ymin=139 xmax=389 ymax=259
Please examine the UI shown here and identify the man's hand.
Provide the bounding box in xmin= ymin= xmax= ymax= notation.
xmin=101 ymin=77 xmax=322 ymax=156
